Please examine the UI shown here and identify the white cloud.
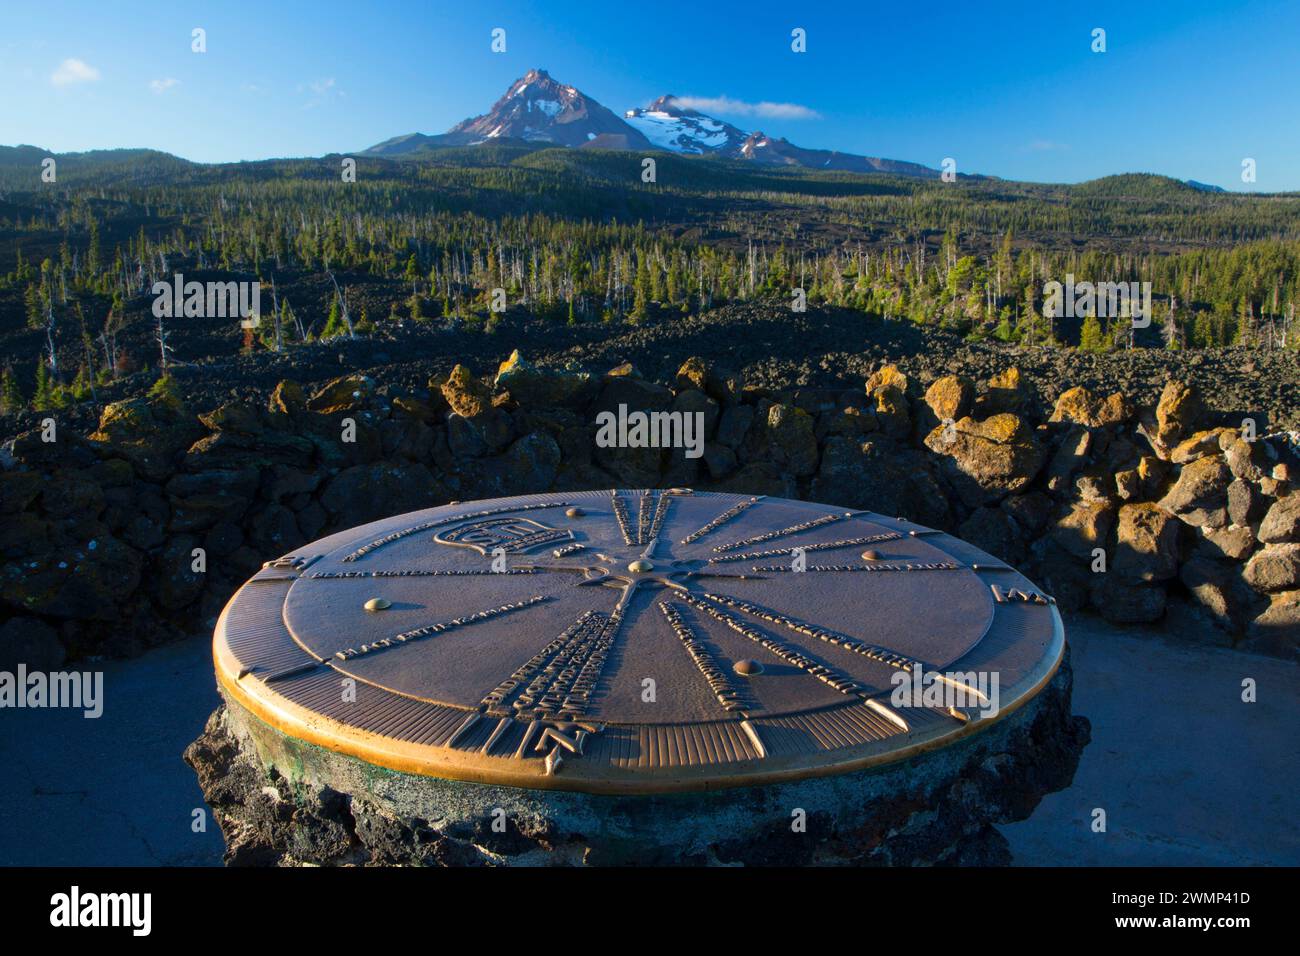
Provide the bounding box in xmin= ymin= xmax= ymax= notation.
xmin=150 ymin=77 xmax=180 ymax=94
xmin=51 ymin=58 xmax=100 ymax=87
xmin=670 ymin=95 xmax=820 ymax=120
xmin=297 ymin=77 xmax=340 ymax=109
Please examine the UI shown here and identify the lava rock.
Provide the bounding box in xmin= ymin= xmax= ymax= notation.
xmin=1049 ymin=386 xmax=1131 ymax=428
xmin=924 ymin=413 xmax=1045 ymax=507
xmin=1158 ymin=455 xmax=1231 ymax=529
xmin=494 ymin=351 xmax=596 ymax=407
xmin=1155 ymin=380 xmax=1204 ymax=450
xmin=440 ymin=365 xmax=492 ymax=418
xmin=1258 ymin=494 xmax=1300 ymax=544
xmin=308 ymin=374 xmax=375 ymax=414
xmin=1112 ymin=503 xmax=1183 ymax=583
xmin=1243 ymin=543 xmax=1300 ymax=593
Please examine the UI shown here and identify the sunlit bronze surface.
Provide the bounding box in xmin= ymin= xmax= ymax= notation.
xmin=214 ymin=490 xmax=1064 ymax=793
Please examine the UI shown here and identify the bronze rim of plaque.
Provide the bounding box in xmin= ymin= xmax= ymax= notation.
xmin=214 ymin=490 xmax=1065 ymax=794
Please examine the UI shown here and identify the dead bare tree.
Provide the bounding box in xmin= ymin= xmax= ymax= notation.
xmin=270 ymin=276 xmax=283 ymax=352
xmin=100 ymin=304 xmax=124 ymax=379
xmin=1164 ymin=295 xmax=1181 ymax=350
xmin=326 ymin=271 xmax=356 ymax=339
xmin=155 ymin=310 xmax=173 ymax=370
xmin=290 ymin=299 xmax=306 ymax=342
xmin=75 ymin=304 xmax=98 ymax=403
xmin=43 ymin=301 xmax=59 ymax=381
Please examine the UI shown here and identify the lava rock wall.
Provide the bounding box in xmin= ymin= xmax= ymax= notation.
xmin=2 ymin=352 xmax=1297 ymax=667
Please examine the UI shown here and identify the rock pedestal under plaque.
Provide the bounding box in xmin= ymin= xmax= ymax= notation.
xmin=186 ymin=490 xmax=1089 ymax=865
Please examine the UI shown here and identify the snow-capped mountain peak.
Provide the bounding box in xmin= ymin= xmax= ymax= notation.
xmin=741 ymin=131 xmax=771 ymax=155
xmin=366 ymin=71 xmax=936 ymax=178
xmin=446 ymin=69 xmax=653 ymax=150
xmin=623 ymin=95 xmax=748 ymax=155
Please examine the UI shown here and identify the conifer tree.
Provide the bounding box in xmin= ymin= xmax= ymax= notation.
xmin=322 ymin=298 xmax=344 ymax=338
xmin=405 ymin=254 xmax=420 ymax=296
xmin=0 ymin=365 xmax=22 ymax=415
xmin=1078 ymin=313 xmax=1107 ymax=352
xmin=33 ymin=358 xmax=54 ymax=409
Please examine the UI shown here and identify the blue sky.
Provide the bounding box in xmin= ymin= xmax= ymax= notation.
xmin=2 ymin=0 xmax=1297 ymax=190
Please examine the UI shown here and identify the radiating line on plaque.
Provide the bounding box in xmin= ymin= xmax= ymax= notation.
xmin=646 ymin=491 xmax=671 ymax=544
xmin=679 ymin=593 xmax=869 ymax=699
xmin=711 ymin=511 xmax=855 ymax=553
xmin=696 ymin=591 xmax=988 ymax=712
xmin=636 ymin=490 xmax=654 ymax=545
xmin=611 ymin=491 xmax=635 ymax=546
xmin=331 ymin=595 xmax=550 ymax=663
xmin=306 ymin=568 xmax=540 ymax=579
xmin=679 ymin=496 xmax=763 ymax=545
xmin=749 ymin=561 xmax=961 ymax=573
xmin=479 ymin=607 xmax=623 ymax=721
xmin=659 ymin=601 xmax=753 ymax=716
xmin=706 ymin=532 xmax=904 ymax=564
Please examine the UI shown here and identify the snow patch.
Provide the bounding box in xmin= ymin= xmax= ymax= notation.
xmin=624 ymin=110 xmax=734 ymax=153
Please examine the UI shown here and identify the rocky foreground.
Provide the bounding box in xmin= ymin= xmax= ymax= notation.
xmin=7 ymin=304 xmax=1299 ymax=438
xmin=1 ymin=342 xmax=1298 ymax=668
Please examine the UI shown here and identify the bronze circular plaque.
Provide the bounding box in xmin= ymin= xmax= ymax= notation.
xmin=214 ymin=490 xmax=1065 ymax=793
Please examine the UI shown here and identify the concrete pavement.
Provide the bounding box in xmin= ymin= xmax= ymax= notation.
xmin=1003 ymin=616 xmax=1299 ymax=866
xmin=1 ymin=613 xmax=1295 ymax=866
xmin=0 ymin=638 xmax=224 ymax=866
